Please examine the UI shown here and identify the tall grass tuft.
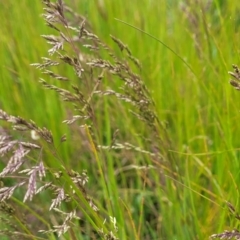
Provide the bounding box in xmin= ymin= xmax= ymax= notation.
xmin=0 ymin=0 xmax=177 ymax=239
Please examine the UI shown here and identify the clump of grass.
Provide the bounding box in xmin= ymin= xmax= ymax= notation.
xmin=0 ymin=109 xmax=107 ymax=239
xmin=0 ymin=0 xmax=175 ymax=239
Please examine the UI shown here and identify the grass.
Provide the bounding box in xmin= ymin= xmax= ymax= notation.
xmin=1 ymin=0 xmax=240 ymax=239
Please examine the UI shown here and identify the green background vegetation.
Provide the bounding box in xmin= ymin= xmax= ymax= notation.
xmin=1 ymin=0 xmax=240 ymax=239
